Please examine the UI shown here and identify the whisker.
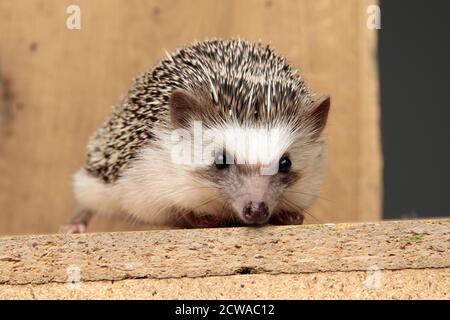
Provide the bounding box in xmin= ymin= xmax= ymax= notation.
xmin=192 ymin=196 xmax=220 ymax=211
xmin=179 ymin=186 xmax=216 ymax=193
xmin=302 ymin=208 xmax=322 ymax=224
xmin=280 ymin=197 xmax=322 ymax=224
xmin=221 ymin=201 xmax=237 ymax=226
xmin=171 ymin=195 xmax=220 ymax=225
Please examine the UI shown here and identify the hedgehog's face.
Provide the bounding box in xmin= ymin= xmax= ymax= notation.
xmin=170 ymin=89 xmax=330 ymax=226
xmin=205 ymin=151 xmax=302 ymax=225
xmin=199 ymin=123 xmax=329 ymax=225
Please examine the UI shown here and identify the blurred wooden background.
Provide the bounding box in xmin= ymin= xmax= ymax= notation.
xmin=0 ymin=0 xmax=381 ymax=235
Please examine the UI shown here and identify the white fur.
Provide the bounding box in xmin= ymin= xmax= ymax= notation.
xmin=215 ymin=124 xmax=295 ymax=167
xmin=73 ymin=123 xmax=326 ymax=225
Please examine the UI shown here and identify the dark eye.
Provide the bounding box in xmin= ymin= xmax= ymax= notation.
xmin=279 ymin=156 xmax=292 ymax=173
xmin=215 ymin=153 xmax=229 ymax=170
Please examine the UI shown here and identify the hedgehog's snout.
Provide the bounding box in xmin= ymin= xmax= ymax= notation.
xmin=242 ymin=201 xmax=269 ymax=225
xmin=229 ymin=175 xmax=273 ymax=225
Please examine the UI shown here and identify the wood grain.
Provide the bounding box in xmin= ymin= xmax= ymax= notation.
xmin=0 ymin=0 xmax=381 ymax=235
xmin=0 ymin=219 xmax=448 ymax=285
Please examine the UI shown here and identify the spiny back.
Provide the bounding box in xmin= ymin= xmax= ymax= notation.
xmin=85 ymin=39 xmax=314 ymax=183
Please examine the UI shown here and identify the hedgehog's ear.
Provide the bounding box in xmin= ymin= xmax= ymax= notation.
xmin=305 ymin=95 xmax=330 ymax=139
xmin=169 ymin=89 xmax=203 ymax=129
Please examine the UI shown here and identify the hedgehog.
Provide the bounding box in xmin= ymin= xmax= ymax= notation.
xmin=61 ymin=39 xmax=330 ymax=233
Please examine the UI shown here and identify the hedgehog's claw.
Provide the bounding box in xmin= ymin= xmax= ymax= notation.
xmin=59 ymin=224 xmax=86 ymax=234
xmin=269 ymin=210 xmax=304 ymax=225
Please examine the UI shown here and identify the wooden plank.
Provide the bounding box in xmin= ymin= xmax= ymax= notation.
xmin=0 ymin=219 xmax=448 ymax=285
xmin=0 ymin=0 xmax=381 ymax=234
xmin=1 ymin=268 xmax=449 ymax=299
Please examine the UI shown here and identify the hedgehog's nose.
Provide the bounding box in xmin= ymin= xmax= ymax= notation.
xmin=243 ymin=201 xmax=269 ymax=224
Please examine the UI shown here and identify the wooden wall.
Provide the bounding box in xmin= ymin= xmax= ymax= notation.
xmin=0 ymin=0 xmax=381 ymax=235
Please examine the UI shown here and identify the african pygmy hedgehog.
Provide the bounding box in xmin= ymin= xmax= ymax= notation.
xmin=62 ymin=39 xmax=330 ymax=233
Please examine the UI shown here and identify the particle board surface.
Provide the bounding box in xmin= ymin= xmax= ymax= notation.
xmin=1 ymin=269 xmax=448 ymax=300
xmin=0 ymin=219 xmax=448 ymax=296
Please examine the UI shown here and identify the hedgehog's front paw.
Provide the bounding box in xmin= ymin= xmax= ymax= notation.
xmin=269 ymin=210 xmax=304 ymax=225
xmin=179 ymin=212 xmax=224 ymax=228
xmin=59 ymin=224 xmax=86 ymax=234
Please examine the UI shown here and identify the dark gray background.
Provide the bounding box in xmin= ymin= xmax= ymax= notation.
xmin=379 ymin=0 xmax=450 ymax=219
